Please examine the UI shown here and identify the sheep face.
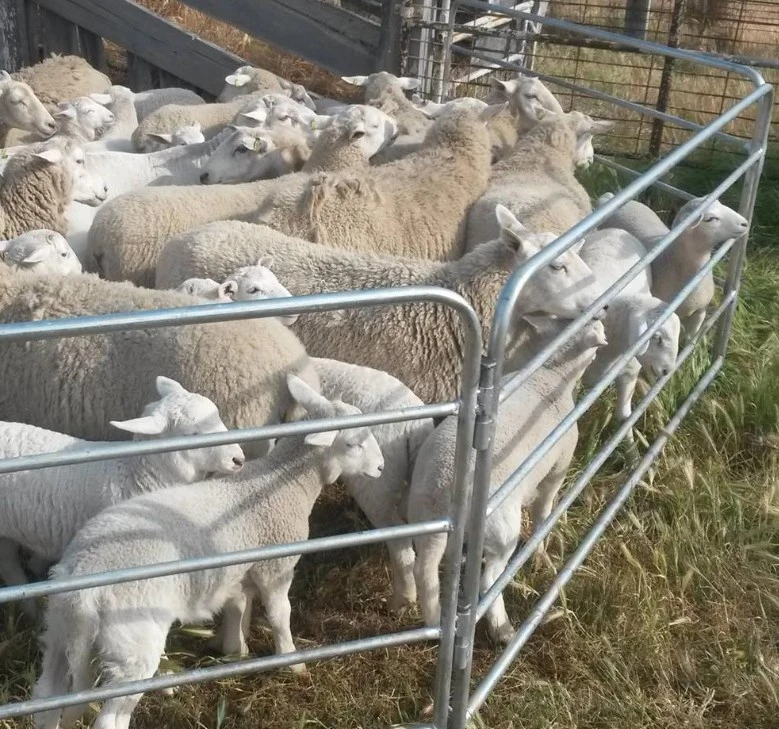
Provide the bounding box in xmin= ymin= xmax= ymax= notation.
xmin=56 ymin=97 xmax=116 ymax=140
xmin=331 ymin=105 xmax=398 ymax=157
xmin=110 ymin=375 xmax=245 ymax=481
xmin=341 ymin=72 xmax=420 ymax=98
xmin=0 ymin=73 xmax=57 ymax=137
xmin=486 ymin=76 xmax=564 ymax=127
xmin=633 ymin=306 xmax=681 ymax=382
xmin=414 ymin=95 xmax=488 ymax=120
xmin=218 ymin=66 xmax=257 ymax=102
xmin=199 ymin=126 xmax=305 ymax=184
xmin=674 ymin=197 xmax=749 ymax=250
xmin=174 ymin=277 xmax=232 ymax=301
xmin=60 ymin=144 xmax=108 ymax=206
xmin=495 ymin=204 xmax=602 ymax=319
xmin=147 ymin=122 xmax=205 ymax=149
xmin=0 ymin=229 xmax=82 ymax=275
xmin=222 ymin=257 xmax=298 ymax=326
xmin=287 ymin=374 xmax=384 ymax=482
xmin=568 ymin=111 xmax=615 ymax=169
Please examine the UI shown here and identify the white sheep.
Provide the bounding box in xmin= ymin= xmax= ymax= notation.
xmin=0 ymin=139 xmax=107 ymax=239
xmin=199 ymin=125 xmax=312 ymax=184
xmin=83 ymin=86 xmax=140 ymax=152
xmin=579 ymin=228 xmax=680 ymax=431
xmin=465 ymin=110 xmax=613 ymax=251
xmin=0 ymin=71 xmax=57 ymax=142
xmin=598 ymin=192 xmax=748 ymax=339
xmin=0 ymin=375 xmax=244 ymax=613
xmin=0 ymin=229 xmax=81 ymax=275
xmin=0 ymin=266 xmax=320 ymax=460
xmin=173 ymin=276 xmax=233 ymax=301
xmin=130 ymin=87 xmax=205 ymax=121
xmin=232 ymin=94 xmax=322 ymax=134
xmin=217 ymin=65 xmax=315 ymax=109
xmin=342 ymin=72 xmax=428 ymax=137
xmin=408 ymin=317 xmax=607 ymax=643
xmin=145 ymin=122 xmax=206 ymax=149
xmin=220 ymin=257 xmax=298 ymax=325
xmin=87 ymin=105 xmax=398 ymax=287
xmin=32 ymin=375 xmax=382 ymax=729
xmin=155 ymin=205 xmax=604 ymax=403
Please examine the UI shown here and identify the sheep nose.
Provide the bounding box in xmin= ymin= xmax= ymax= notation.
xmin=662 ymin=367 xmax=670 ymax=376
xmin=232 ymin=455 xmax=245 ymax=468
xmin=44 ymin=120 xmax=57 ymax=134
xmin=377 ymin=463 xmax=384 ymax=473
xmin=200 ymin=172 xmax=209 ymax=184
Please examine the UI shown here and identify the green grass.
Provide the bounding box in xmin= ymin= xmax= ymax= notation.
xmin=0 ymin=156 xmax=778 ymax=729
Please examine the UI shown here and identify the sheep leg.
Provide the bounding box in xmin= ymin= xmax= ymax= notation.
xmin=32 ymin=628 xmax=71 ymax=729
xmin=91 ymin=622 xmax=168 ymax=729
xmin=482 ymin=546 xmax=516 ymax=646
xmin=413 ymin=532 xmax=448 ymax=628
xmin=214 ymin=587 xmax=254 ymax=657
xmin=0 ymin=538 xmax=38 ymax=618
xmin=528 ymin=469 xmax=568 ymax=566
xmin=683 ymin=308 xmax=707 ymax=345
xmin=253 ymin=569 xmax=304 ymax=673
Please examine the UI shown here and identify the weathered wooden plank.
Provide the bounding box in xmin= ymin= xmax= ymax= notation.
xmin=180 ymin=0 xmax=380 ymax=74
xmin=32 ymin=0 xmax=244 ymax=95
xmin=38 ymin=5 xmax=81 ymax=56
xmin=376 ymin=0 xmax=402 ymax=73
xmin=78 ymin=26 xmax=108 ymax=72
xmin=126 ymin=52 xmax=157 ymax=90
xmin=0 ymin=0 xmax=30 ymax=71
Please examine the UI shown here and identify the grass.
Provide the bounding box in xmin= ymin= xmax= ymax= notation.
xmin=3 ymin=2 xmax=779 ymax=728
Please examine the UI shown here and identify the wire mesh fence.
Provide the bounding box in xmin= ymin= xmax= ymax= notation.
xmin=401 ymin=0 xmax=779 ymax=161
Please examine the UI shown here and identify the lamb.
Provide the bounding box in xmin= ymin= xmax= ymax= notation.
xmin=0 ymin=229 xmax=81 ymax=275
xmin=155 ymin=205 xmax=603 ymax=403
xmin=0 ymin=376 xmax=244 ymax=609
xmin=131 ymin=92 xmax=270 ymax=151
xmin=10 ymin=54 xmax=110 ymax=111
xmin=232 ymin=94 xmax=322 ymax=133
xmin=249 ymin=103 xmax=504 ymax=261
xmin=408 ymin=316 xmax=607 ymax=644
xmin=597 ymin=192 xmax=748 ymax=339
xmin=131 ymin=87 xmax=205 ymax=121
xmin=32 ymin=375 xmax=383 ymax=729
xmin=0 ymin=267 xmax=320 ymax=459
xmin=220 ymin=257 xmax=298 ymax=325
xmin=87 ymin=105 xmax=398 ymax=286
xmin=0 ymin=140 xmax=107 ymax=239
xmin=464 ymin=110 xmax=613 ymax=251
xmin=0 ymin=71 xmax=57 ymax=143
xmin=579 ymin=228 xmax=680 ymax=430
xmin=84 ymin=86 xmax=139 ymax=151
xmin=145 ymin=122 xmax=206 ymax=149
xmin=199 ymin=125 xmax=312 ymax=185
xmin=217 ymin=65 xmax=316 ymax=109
xmin=173 ymin=276 xmax=233 ymax=300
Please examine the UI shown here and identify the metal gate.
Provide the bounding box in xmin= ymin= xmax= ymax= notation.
xmin=0 ymin=4 xmax=772 ymax=728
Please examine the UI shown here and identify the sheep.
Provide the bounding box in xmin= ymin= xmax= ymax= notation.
xmin=0 ymin=375 xmax=245 ymax=611
xmin=32 ymin=375 xmax=383 ymax=729
xmin=155 ymin=205 xmax=603 ymax=403
xmin=131 ymin=87 xmax=205 ymax=121
xmin=145 ymin=122 xmax=206 ymax=149
xmin=248 ymin=103 xmax=504 ymax=262
xmin=231 ymin=94 xmax=322 ymax=133
xmin=87 ymin=105 xmax=398 ymax=287
xmin=173 ymin=276 xmax=233 ymax=300
xmin=10 ymin=54 xmax=110 ymax=111
xmin=408 ymin=316 xmax=607 ymax=644
xmin=82 ymin=86 xmax=140 ymax=152
xmin=219 ymin=257 xmax=298 ymax=325
xmin=464 ymin=110 xmax=613 ymax=251
xmin=0 ymin=140 xmax=107 ymax=239
xmin=0 ymin=71 xmax=57 ymax=143
xmin=199 ymin=125 xmax=312 ymax=185
xmin=131 ymin=92 xmax=270 ymax=151
xmin=0 ymin=229 xmax=81 ymax=275
xmin=597 ymin=192 xmax=749 ymax=339
xmin=579 ymin=228 xmax=680 ymax=431
xmin=3 ymin=96 xmax=116 ymax=147
xmin=217 ymin=65 xmax=316 ymax=110
xmin=0 ymin=267 xmax=320 ymax=460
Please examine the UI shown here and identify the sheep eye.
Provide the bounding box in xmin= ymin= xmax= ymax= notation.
xmin=550 ymin=262 xmax=567 ymax=273
xmin=703 ymin=216 xmax=717 ymax=223
xmin=247 ymin=287 xmax=260 ymax=295
xmin=60 ymin=251 xmax=67 ymax=258
xmin=76 ymin=158 xmax=85 ymax=165
xmin=235 ymin=147 xmax=248 ymax=155
xmin=525 ymin=93 xmax=538 ymax=100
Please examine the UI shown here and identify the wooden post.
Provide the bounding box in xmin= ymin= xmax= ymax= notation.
xmin=376 ymin=0 xmax=402 ymax=73
xmin=624 ymin=0 xmax=652 ymax=40
xmin=0 ymin=0 xmax=30 ymax=71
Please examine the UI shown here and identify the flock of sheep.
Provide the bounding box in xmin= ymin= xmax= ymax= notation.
xmin=0 ymin=52 xmax=750 ymax=729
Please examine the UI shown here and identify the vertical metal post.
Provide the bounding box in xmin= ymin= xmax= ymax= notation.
xmin=377 ymin=0 xmax=404 ymax=73
xmin=714 ymin=85 xmax=773 ymax=358
xmin=648 ymin=0 xmax=687 ymax=158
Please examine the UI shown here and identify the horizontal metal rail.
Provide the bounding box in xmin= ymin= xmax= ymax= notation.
xmin=0 ymin=520 xmax=451 ymax=604
xmin=498 ymin=145 xmax=761 ymax=408
xmin=476 ymin=291 xmax=732 ymax=620
xmin=466 ymin=358 xmax=723 ymax=718
xmin=0 ymin=626 xmax=441 ymax=720
xmin=488 ymin=232 xmax=735 ymax=516
xmin=451 ymin=45 xmax=748 ymax=150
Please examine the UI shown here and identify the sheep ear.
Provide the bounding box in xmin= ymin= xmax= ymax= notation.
xmin=591 ymin=119 xmax=615 ymax=133
xmin=411 ymin=93 xmax=425 ymax=106
xmin=192 ymin=122 xmax=202 ymax=132
xmin=110 ymin=411 xmax=168 ymax=435
xmin=304 ymin=429 xmax=339 ymax=448
xmin=89 ymin=93 xmax=112 ymax=105
xmin=226 ymin=73 xmax=251 ymax=87
xmin=33 ymin=148 xmax=63 ymax=164
xmin=535 ymin=107 xmax=559 ymax=122
xmin=479 ymin=102 xmax=508 ymax=123
xmin=0 ymin=70 xmax=11 ymax=84
xmin=496 ymin=205 xmax=530 ymax=253
xmin=21 ymin=246 xmax=48 ymax=264
xmin=240 ymin=109 xmax=267 ymax=122
xmin=148 ymin=132 xmax=173 ymax=143
xmin=287 ymin=373 xmax=327 ymax=410
xmin=397 ymin=77 xmax=420 ymax=91
xmin=219 ymin=280 xmax=237 ymax=299
xmin=597 ymin=192 xmax=615 ymax=206
xmin=521 ymin=313 xmax=555 ymax=335
xmin=628 ymin=309 xmax=650 ymax=357
xmin=341 ymin=75 xmax=369 ymax=87
xmin=155 ymin=375 xmax=187 ymax=398
xmin=258 ymin=255 xmax=274 ymax=269
xmin=54 ymin=106 xmax=76 ymax=120
xmin=251 ymin=136 xmax=268 ymax=153
xmin=349 ymin=121 xmax=366 ymax=139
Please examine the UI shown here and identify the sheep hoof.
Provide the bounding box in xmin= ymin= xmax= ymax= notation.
xmin=489 ymin=623 xmax=515 ymax=647
xmin=287 ymin=662 xmax=307 ymax=675
xmin=389 ymin=594 xmax=417 ymax=614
